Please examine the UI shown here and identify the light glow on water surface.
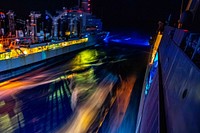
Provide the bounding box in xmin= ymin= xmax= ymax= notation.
xmin=104 ymin=31 xmax=150 ymax=46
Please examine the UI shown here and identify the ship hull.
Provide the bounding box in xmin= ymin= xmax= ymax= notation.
xmin=136 ymin=26 xmax=200 ymax=133
xmin=0 ymin=36 xmax=96 ymax=81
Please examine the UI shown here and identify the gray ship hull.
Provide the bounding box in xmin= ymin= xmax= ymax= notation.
xmin=136 ymin=26 xmax=200 ymax=133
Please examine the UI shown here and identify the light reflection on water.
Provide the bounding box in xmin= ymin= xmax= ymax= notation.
xmin=0 ymin=31 xmax=150 ymax=133
xmin=0 ymin=48 xmax=119 ymax=133
xmin=61 ymin=74 xmax=118 ymax=133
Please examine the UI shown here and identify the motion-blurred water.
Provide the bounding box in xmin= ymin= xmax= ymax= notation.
xmin=0 ymin=30 xmax=150 ymax=133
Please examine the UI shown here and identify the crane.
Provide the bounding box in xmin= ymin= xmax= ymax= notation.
xmin=6 ymin=11 xmax=15 ymax=36
xmin=67 ymin=10 xmax=87 ymax=38
xmin=29 ymin=12 xmax=41 ymax=43
xmin=45 ymin=10 xmax=67 ymax=39
xmin=68 ymin=14 xmax=80 ymax=37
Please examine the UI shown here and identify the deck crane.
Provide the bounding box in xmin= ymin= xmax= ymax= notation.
xmin=29 ymin=12 xmax=41 ymax=43
xmin=45 ymin=10 xmax=67 ymax=39
xmin=67 ymin=10 xmax=87 ymax=38
xmin=6 ymin=11 xmax=15 ymax=37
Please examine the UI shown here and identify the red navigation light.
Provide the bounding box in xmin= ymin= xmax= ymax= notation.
xmin=77 ymin=10 xmax=83 ymax=13
xmin=67 ymin=10 xmax=72 ymax=13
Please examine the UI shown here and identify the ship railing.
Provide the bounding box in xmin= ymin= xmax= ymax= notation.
xmin=165 ymin=26 xmax=200 ymax=68
xmin=0 ymin=38 xmax=88 ymax=61
xmin=184 ymin=33 xmax=200 ymax=59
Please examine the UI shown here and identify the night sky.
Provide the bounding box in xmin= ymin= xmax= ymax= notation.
xmin=1 ymin=0 xmax=186 ymax=31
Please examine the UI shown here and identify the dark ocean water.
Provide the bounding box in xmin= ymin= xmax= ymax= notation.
xmin=0 ymin=30 xmax=150 ymax=133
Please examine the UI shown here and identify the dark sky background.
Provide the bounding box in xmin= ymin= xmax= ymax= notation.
xmin=0 ymin=0 xmax=187 ymax=32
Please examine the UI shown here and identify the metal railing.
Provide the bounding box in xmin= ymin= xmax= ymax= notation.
xmin=0 ymin=38 xmax=88 ymax=61
xmin=166 ymin=27 xmax=200 ymax=68
xmin=184 ymin=33 xmax=200 ymax=59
